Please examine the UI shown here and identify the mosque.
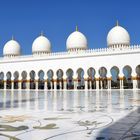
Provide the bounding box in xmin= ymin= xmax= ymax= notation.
xmin=0 ymin=22 xmax=140 ymax=90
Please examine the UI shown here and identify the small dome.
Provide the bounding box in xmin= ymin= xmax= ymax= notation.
xmin=66 ymin=27 xmax=88 ymax=51
xmin=32 ymin=34 xmax=51 ymax=54
xmin=3 ymin=39 xmax=21 ymax=56
xmin=107 ymin=22 xmax=130 ymax=48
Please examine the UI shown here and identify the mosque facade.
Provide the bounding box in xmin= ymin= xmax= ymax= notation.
xmin=0 ymin=23 xmax=140 ymax=90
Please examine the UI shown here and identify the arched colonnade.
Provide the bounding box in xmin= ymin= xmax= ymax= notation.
xmin=0 ymin=65 xmax=140 ymax=90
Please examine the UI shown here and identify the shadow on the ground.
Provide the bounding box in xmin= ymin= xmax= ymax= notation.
xmin=96 ymin=107 xmax=140 ymax=140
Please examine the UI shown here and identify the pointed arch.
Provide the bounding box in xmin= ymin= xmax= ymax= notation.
xmin=66 ymin=68 xmax=74 ymax=89
xmin=77 ymin=68 xmax=85 ymax=89
xmin=30 ymin=70 xmax=36 ymax=89
xmin=47 ymin=69 xmax=54 ymax=90
xmin=38 ymin=70 xmax=45 ymax=89
xmin=13 ymin=71 xmax=19 ymax=89
xmin=110 ymin=66 xmax=120 ymax=89
xmin=123 ymin=65 xmax=133 ymax=89
xmin=21 ymin=71 xmax=27 ymax=89
xmin=99 ymin=67 xmax=107 ymax=89
xmin=6 ymin=71 xmax=12 ymax=89
xmin=56 ymin=69 xmax=64 ymax=89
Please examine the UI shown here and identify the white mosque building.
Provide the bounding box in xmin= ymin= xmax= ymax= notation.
xmin=0 ymin=22 xmax=140 ymax=90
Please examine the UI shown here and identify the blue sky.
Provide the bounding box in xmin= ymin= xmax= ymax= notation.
xmin=0 ymin=0 xmax=139 ymax=55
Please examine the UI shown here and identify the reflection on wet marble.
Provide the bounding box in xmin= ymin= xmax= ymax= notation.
xmin=0 ymin=90 xmax=140 ymax=140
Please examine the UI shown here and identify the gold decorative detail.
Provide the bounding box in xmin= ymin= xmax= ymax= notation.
xmin=76 ymin=25 xmax=78 ymax=31
xmin=12 ymin=35 xmax=14 ymax=40
xmin=40 ymin=30 xmax=44 ymax=36
xmin=119 ymin=77 xmax=124 ymax=80
xmin=1 ymin=115 xmax=31 ymax=123
xmin=107 ymin=77 xmax=112 ymax=80
xmin=116 ymin=20 xmax=119 ymax=26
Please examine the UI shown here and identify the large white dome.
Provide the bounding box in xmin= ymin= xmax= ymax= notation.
xmin=3 ymin=39 xmax=21 ymax=56
xmin=32 ymin=35 xmax=51 ymax=54
xmin=66 ymin=29 xmax=88 ymax=51
xmin=107 ymin=24 xmax=130 ymax=48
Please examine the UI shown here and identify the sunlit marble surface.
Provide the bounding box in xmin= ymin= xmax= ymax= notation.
xmin=0 ymin=90 xmax=140 ymax=140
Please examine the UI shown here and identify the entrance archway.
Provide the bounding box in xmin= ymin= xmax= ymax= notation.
xmin=77 ymin=68 xmax=85 ymax=89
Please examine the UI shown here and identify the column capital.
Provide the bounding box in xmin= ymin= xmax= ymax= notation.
xmin=34 ymin=76 xmax=38 ymax=81
xmin=132 ymin=71 xmax=137 ymax=77
xmin=84 ymin=72 xmax=88 ymax=79
xmin=18 ymin=74 xmax=22 ymax=80
xmin=95 ymin=73 xmax=100 ymax=79
xmin=107 ymin=73 xmax=112 ymax=78
xmin=119 ymin=72 xmax=124 ymax=78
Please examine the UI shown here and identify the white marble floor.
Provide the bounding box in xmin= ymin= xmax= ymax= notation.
xmin=0 ymin=90 xmax=140 ymax=140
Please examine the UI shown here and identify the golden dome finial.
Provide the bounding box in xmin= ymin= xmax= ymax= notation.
xmin=116 ymin=20 xmax=119 ymax=26
xmin=12 ymin=35 xmax=14 ymax=40
xmin=76 ymin=25 xmax=78 ymax=31
xmin=40 ymin=30 xmax=44 ymax=36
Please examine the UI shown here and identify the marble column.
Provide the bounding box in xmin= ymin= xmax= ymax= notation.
xmin=44 ymin=74 xmax=47 ymax=90
xmin=95 ymin=73 xmax=99 ymax=90
xmin=85 ymin=80 xmax=87 ymax=90
xmin=53 ymin=73 xmax=57 ymax=90
xmin=120 ymin=77 xmax=124 ymax=89
xmin=133 ymin=79 xmax=137 ymax=89
xmin=11 ymin=77 xmax=14 ymax=90
xmin=44 ymin=80 xmax=47 ymax=90
xmin=96 ymin=80 xmax=99 ymax=90
xmin=119 ymin=73 xmax=124 ymax=89
xmin=35 ymin=76 xmax=38 ymax=90
xmin=107 ymin=74 xmax=112 ymax=90
xmin=4 ymin=77 xmax=6 ymax=90
xmin=63 ymin=74 xmax=67 ymax=90
xmin=26 ymin=75 xmax=30 ymax=90
xmin=132 ymin=73 xmax=137 ymax=89
xmin=63 ymin=80 xmax=66 ymax=90
xmin=18 ymin=76 xmax=22 ymax=90
xmin=120 ymin=79 xmax=123 ymax=89
xmin=73 ymin=75 xmax=77 ymax=90
xmin=107 ymin=80 xmax=111 ymax=90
